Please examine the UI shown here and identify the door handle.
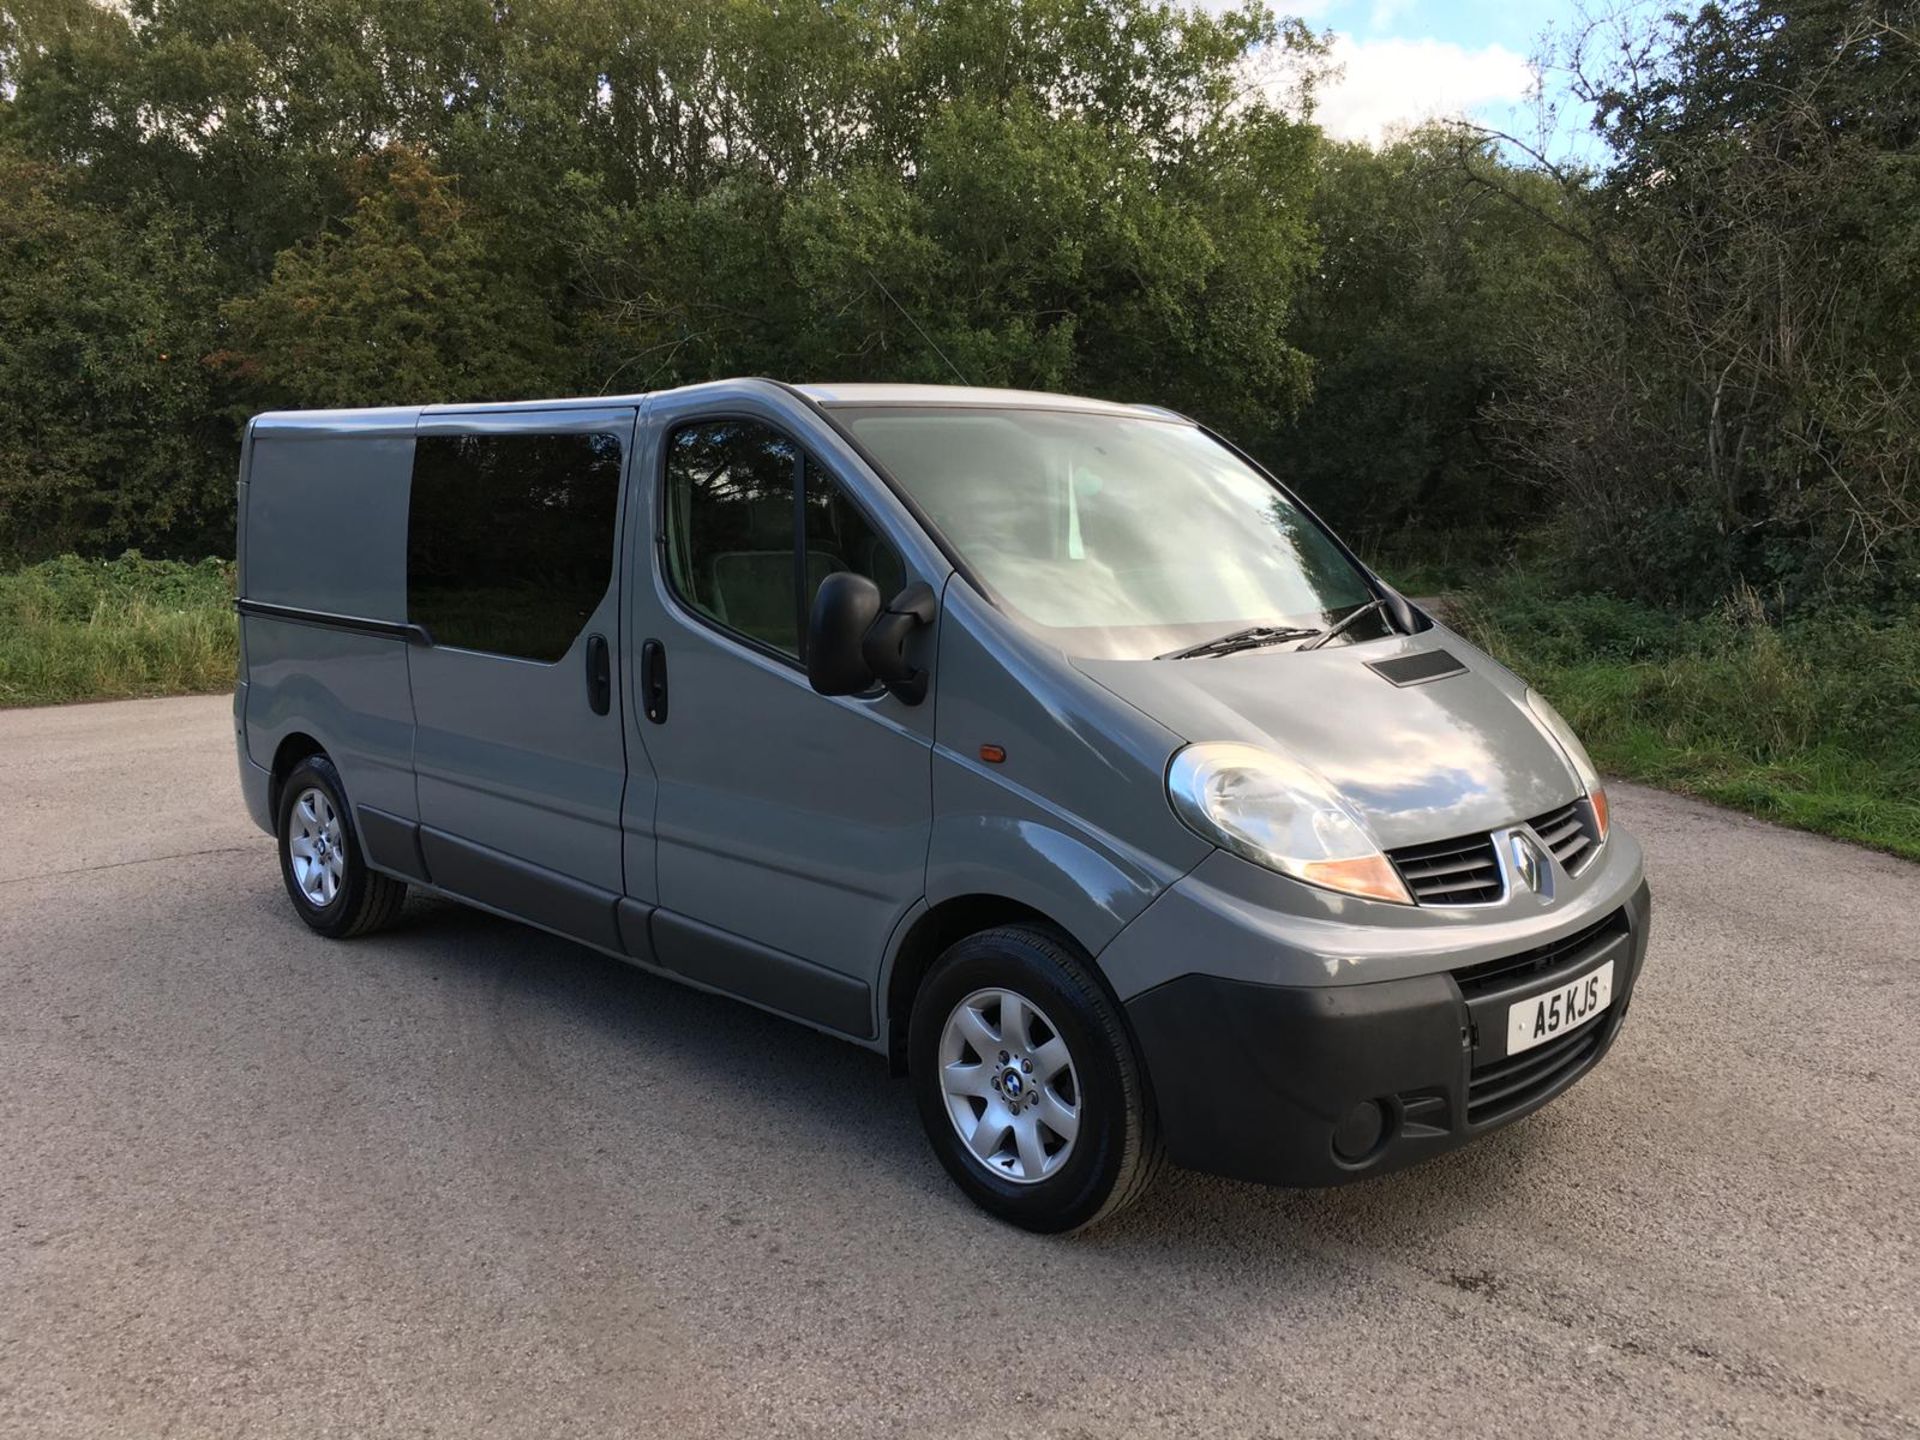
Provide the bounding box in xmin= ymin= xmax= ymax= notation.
xmin=640 ymin=639 xmax=668 ymax=724
xmin=585 ymin=633 xmax=611 ymax=716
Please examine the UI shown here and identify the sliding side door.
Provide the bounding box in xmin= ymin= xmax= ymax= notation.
xmin=405 ymin=407 xmax=640 ymax=951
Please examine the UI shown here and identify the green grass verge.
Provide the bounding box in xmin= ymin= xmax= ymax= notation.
xmin=1445 ymin=577 xmax=1920 ymax=862
xmin=0 ymin=553 xmax=237 ymax=707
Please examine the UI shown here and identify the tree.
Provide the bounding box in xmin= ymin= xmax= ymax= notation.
xmin=0 ymin=139 xmax=231 ymax=560
xmin=217 ymin=147 xmax=572 ymax=409
xmin=570 ymin=0 xmax=1323 ymax=431
xmin=1472 ymin=0 xmax=1920 ymax=606
xmin=1269 ymin=128 xmax=1588 ymax=545
xmin=1 ymin=0 xmax=1326 ymax=559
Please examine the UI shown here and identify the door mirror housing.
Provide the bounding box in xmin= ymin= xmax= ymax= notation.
xmin=808 ymin=572 xmax=884 ymax=696
xmin=861 ymin=581 xmax=936 ymax=705
xmin=807 ymin=574 xmax=936 ymax=704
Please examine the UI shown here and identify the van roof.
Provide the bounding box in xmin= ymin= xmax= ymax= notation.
xmin=250 ymin=380 xmax=1186 ymax=432
xmin=795 ymin=382 xmax=1176 ymax=418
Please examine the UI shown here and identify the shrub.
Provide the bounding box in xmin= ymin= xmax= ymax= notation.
xmin=1452 ymin=576 xmax=1920 ymax=858
xmin=0 ymin=553 xmax=236 ymax=707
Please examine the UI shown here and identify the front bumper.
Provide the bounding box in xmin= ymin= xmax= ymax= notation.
xmin=1122 ymin=879 xmax=1652 ymax=1187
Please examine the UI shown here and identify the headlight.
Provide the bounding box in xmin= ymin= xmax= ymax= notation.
xmin=1525 ymin=689 xmax=1609 ymax=840
xmin=1167 ymin=742 xmax=1412 ymax=904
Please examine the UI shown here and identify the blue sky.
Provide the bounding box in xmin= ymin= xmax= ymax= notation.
xmin=1212 ymin=0 xmax=1594 ymax=151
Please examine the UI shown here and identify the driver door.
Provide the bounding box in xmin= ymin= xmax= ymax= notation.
xmin=624 ymin=386 xmax=941 ymax=1036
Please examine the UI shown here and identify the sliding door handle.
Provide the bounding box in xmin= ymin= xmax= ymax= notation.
xmin=585 ymin=633 xmax=611 ymax=716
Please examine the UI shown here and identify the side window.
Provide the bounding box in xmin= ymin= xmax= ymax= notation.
xmin=802 ymin=467 xmax=907 ymax=612
xmin=408 ymin=431 xmax=622 ymax=662
xmin=664 ymin=419 xmax=805 ymax=655
xmin=664 ymin=418 xmax=906 ymax=661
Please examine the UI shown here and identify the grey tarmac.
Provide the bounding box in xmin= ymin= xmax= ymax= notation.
xmin=1 ymin=694 xmax=1915 ymax=1438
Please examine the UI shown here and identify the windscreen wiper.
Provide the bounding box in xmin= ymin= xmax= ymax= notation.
xmin=1157 ymin=624 xmax=1323 ymax=661
xmin=1298 ymin=597 xmax=1389 ymax=651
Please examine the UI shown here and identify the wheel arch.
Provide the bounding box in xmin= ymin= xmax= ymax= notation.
xmin=889 ymin=808 xmax=1179 ymax=1072
xmin=268 ymin=731 xmax=327 ymax=818
xmin=881 ymin=895 xmax=1064 ymax=1075
xmin=880 ymin=887 xmax=1165 ymax=1080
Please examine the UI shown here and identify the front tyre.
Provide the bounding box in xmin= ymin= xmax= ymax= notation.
xmin=909 ymin=925 xmax=1162 ymax=1233
xmin=275 ymin=754 xmax=406 ymax=938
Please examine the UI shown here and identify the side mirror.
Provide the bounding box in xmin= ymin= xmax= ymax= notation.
xmin=807 ymin=571 xmax=883 ymax=696
xmin=807 ymin=574 xmax=938 ymax=704
xmin=861 ymin=581 xmax=936 ymax=705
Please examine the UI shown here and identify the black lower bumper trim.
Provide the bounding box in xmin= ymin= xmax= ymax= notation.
xmin=1123 ymin=882 xmax=1652 ymax=1187
xmin=1465 ymin=1014 xmax=1609 ymax=1124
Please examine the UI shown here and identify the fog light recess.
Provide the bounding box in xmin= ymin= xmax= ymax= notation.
xmin=1332 ymin=1099 xmax=1389 ymax=1164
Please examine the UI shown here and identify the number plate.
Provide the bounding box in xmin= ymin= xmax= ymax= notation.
xmin=1506 ymin=960 xmax=1615 ymax=1056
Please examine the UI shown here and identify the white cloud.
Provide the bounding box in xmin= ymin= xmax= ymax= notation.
xmin=1367 ymin=0 xmax=1419 ymax=31
xmin=1306 ymin=34 xmax=1535 ymax=143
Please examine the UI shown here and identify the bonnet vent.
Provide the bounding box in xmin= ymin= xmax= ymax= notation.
xmin=1365 ymin=649 xmax=1468 ymax=687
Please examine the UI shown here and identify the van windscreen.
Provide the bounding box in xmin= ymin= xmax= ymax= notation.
xmin=836 ymin=407 xmax=1376 ymax=661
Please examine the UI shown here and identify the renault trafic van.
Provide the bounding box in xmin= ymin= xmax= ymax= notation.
xmin=234 ymin=380 xmax=1650 ymax=1231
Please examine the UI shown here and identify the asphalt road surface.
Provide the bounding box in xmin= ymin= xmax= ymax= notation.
xmin=2 ymin=694 xmax=1916 ymax=1439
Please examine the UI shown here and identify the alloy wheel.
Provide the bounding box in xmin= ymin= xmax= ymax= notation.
xmin=287 ymin=786 xmax=346 ymax=908
xmin=937 ymin=987 xmax=1082 ymax=1184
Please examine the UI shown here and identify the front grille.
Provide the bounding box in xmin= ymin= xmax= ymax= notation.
xmin=1467 ymin=1016 xmax=1608 ymax=1125
xmin=1452 ymin=909 xmax=1628 ymax=1001
xmin=1388 ymin=833 xmax=1503 ymax=905
xmin=1528 ymin=799 xmax=1600 ymax=874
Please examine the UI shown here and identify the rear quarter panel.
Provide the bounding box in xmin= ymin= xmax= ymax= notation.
xmin=240 ymin=412 xmax=419 ymax=821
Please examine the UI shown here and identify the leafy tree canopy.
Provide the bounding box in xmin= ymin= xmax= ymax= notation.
xmin=1 ymin=0 xmax=1914 ymax=615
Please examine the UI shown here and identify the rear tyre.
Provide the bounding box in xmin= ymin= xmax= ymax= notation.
xmin=275 ymin=754 xmax=406 ymax=938
xmin=908 ymin=925 xmax=1163 ymax=1233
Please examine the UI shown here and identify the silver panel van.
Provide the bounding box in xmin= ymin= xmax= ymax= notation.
xmin=234 ymin=379 xmax=1651 ymax=1231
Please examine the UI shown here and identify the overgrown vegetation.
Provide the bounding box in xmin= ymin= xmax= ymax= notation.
xmin=0 ymin=0 xmax=1326 ymax=559
xmin=2 ymin=0 xmax=1912 ymax=604
xmin=1449 ymin=580 xmax=1920 ymax=860
xmin=1459 ymin=0 xmax=1920 ymax=610
xmin=0 ymin=0 xmax=1914 ymax=853
xmin=0 ymin=554 xmax=235 ymax=706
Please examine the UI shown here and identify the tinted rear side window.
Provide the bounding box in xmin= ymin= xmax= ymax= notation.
xmin=408 ymin=432 xmax=622 ymax=661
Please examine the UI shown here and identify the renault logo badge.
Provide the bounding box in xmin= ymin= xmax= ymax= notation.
xmin=1509 ymin=832 xmax=1547 ymax=896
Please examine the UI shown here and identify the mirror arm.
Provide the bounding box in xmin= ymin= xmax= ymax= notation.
xmin=862 ymin=582 xmax=937 ymax=705
xmin=1384 ymin=588 xmax=1419 ymax=635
